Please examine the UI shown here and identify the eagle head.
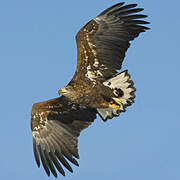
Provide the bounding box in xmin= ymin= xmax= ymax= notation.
xmin=59 ymin=86 xmax=75 ymax=99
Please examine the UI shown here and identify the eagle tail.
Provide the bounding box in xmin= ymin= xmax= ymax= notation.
xmin=97 ymin=70 xmax=136 ymax=121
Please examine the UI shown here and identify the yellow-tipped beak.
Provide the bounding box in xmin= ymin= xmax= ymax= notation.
xmin=59 ymin=89 xmax=64 ymax=95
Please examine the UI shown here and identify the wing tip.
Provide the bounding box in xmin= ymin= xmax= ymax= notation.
xmin=97 ymin=2 xmax=125 ymax=17
xmin=33 ymin=138 xmax=41 ymax=167
xmin=32 ymin=120 xmax=81 ymax=178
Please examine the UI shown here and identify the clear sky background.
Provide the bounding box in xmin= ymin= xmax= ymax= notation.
xmin=0 ymin=0 xmax=179 ymax=179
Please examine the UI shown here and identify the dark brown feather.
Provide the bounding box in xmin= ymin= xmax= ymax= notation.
xmin=31 ymin=96 xmax=96 ymax=177
xmin=71 ymin=2 xmax=149 ymax=83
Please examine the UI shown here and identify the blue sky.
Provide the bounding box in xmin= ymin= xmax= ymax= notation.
xmin=0 ymin=0 xmax=180 ymax=179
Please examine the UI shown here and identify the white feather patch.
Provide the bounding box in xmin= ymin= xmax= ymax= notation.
xmin=103 ymin=70 xmax=135 ymax=105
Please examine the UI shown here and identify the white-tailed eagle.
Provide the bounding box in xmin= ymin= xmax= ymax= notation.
xmin=31 ymin=2 xmax=149 ymax=177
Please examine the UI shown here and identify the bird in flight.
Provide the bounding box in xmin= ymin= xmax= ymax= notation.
xmin=31 ymin=2 xmax=149 ymax=177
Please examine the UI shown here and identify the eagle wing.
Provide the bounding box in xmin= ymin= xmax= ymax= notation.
xmin=72 ymin=2 xmax=149 ymax=82
xmin=31 ymin=96 xmax=96 ymax=177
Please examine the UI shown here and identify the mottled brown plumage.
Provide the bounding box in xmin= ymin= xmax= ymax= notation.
xmin=31 ymin=2 xmax=149 ymax=177
xmin=31 ymin=96 xmax=96 ymax=177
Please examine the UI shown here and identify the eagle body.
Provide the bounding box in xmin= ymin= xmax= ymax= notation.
xmin=31 ymin=2 xmax=149 ymax=177
xmin=63 ymin=80 xmax=117 ymax=109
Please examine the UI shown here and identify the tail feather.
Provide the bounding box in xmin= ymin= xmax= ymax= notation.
xmin=97 ymin=70 xmax=135 ymax=121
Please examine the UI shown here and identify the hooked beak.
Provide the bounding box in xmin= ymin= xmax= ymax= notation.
xmin=59 ymin=88 xmax=64 ymax=95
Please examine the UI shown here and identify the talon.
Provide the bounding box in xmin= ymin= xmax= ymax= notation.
xmin=112 ymin=97 xmax=124 ymax=110
xmin=109 ymin=104 xmax=122 ymax=110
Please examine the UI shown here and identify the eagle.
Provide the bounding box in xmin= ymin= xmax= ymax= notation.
xmin=31 ymin=2 xmax=149 ymax=177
